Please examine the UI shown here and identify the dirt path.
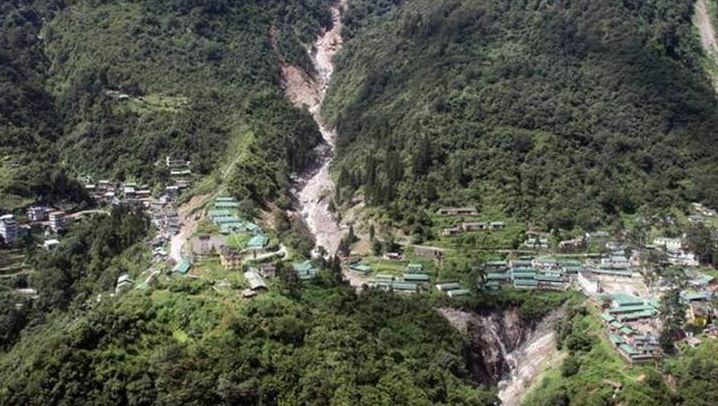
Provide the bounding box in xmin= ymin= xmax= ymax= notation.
xmin=67 ymin=209 xmax=110 ymax=219
xmin=284 ymin=0 xmax=348 ymax=258
xmin=695 ymin=0 xmax=718 ymax=90
xmin=170 ymin=193 xmax=210 ymax=263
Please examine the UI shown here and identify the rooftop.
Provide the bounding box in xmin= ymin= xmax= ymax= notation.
xmin=246 ymin=234 xmax=268 ymax=249
xmin=173 ymin=260 xmax=191 ymax=275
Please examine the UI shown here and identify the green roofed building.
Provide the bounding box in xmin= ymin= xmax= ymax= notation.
xmin=514 ymin=279 xmax=538 ymax=289
xmin=608 ymin=304 xmax=656 ymax=314
xmin=406 ymin=263 xmax=424 ymax=273
xmin=601 ymin=312 xmax=615 ymax=323
xmin=610 ymin=320 xmax=624 ymax=330
xmin=403 ymin=273 xmax=430 ymax=282
xmin=619 ymin=344 xmax=637 ymax=355
xmin=173 ymin=259 xmax=191 ymax=275
xmin=447 ymin=289 xmax=470 ymax=297
xmin=350 ymin=263 xmax=373 ymax=274
xmin=391 ymin=282 xmax=418 ymax=292
xmin=486 ymin=272 xmax=512 ymax=280
xmin=214 ymin=216 xmax=242 ymax=225
xmin=215 ymin=196 xmax=236 ymax=202
xmin=611 ymin=293 xmax=645 ymax=307
xmin=215 ymin=202 xmax=241 ymax=209
xmin=512 ymin=270 xmax=537 ymax=279
xmin=208 ymin=210 xmax=232 ymax=219
xmin=436 ymin=282 xmax=461 ymax=291
xmin=610 ymin=334 xmax=625 ymax=345
xmin=246 ymin=234 xmax=268 ymax=249
xmin=293 ymin=260 xmax=317 ymax=280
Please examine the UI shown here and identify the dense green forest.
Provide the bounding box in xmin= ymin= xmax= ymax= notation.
xmin=0 ymin=279 xmax=500 ymax=405
xmin=1 ymin=0 xmax=336 ymax=210
xmin=326 ymin=0 xmax=718 ymax=231
xmin=0 ymin=205 xmax=150 ymax=350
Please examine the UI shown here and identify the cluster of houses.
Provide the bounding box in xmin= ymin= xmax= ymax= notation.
xmin=83 ymin=156 xmax=192 ymax=204
xmin=597 ymin=293 xmax=661 ymax=365
xmin=691 ymin=202 xmax=717 ymax=218
xmin=442 ymin=221 xmax=506 ymax=237
xmin=85 ymin=180 xmax=153 ymax=205
xmin=166 ymin=156 xmax=193 ymax=195
xmin=359 ymin=263 xmax=469 ymax=296
xmin=651 ymin=236 xmax=699 ymax=267
xmin=681 ymin=271 xmax=717 ymax=332
xmin=523 ymin=230 xmax=610 ymax=252
xmin=1 ymin=208 xmax=70 ymax=247
xmin=483 ymin=257 xmax=575 ymax=291
xmin=207 ymin=197 xmax=268 ymax=253
xmin=369 ymin=263 xmax=430 ymax=293
xmin=435 ymin=207 xmax=506 ymax=237
xmin=209 ymin=197 xmax=262 ymax=237
xmin=523 ymin=232 xmax=550 ymax=250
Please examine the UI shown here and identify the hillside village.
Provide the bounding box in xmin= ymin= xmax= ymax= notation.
xmin=3 ymin=146 xmax=718 ymax=387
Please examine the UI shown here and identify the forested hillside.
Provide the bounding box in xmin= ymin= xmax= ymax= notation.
xmin=0 ymin=0 xmax=90 ymax=210
xmin=1 ymin=0 xmax=336 ymax=210
xmin=0 ymin=282 xmax=499 ymax=405
xmin=326 ymin=0 xmax=718 ymax=231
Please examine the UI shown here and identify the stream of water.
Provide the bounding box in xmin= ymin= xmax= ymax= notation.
xmin=292 ymin=1 xmax=347 ymax=257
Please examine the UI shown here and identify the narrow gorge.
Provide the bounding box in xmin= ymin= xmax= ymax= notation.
xmin=283 ymin=0 xmax=347 ymax=257
xmin=442 ymin=307 xmax=566 ymax=405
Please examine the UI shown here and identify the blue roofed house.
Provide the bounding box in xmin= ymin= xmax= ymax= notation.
xmin=293 ymin=260 xmax=318 ymax=280
xmin=173 ymin=259 xmax=192 ymax=275
xmin=246 ymin=234 xmax=269 ymax=250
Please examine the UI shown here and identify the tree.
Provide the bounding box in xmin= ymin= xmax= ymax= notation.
xmin=685 ymin=223 xmax=715 ymax=264
xmin=660 ymin=288 xmax=687 ymax=354
xmin=372 ymin=240 xmax=384 ymax=256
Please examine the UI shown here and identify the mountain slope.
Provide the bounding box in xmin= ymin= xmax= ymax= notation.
xmin=325 ymin=0 xmax=718 ymax=230
xmin=1 ymin=0 xmax=339 ymax=208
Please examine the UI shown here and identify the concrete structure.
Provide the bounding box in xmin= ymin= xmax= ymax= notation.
xmin=244 ymin=269 xmax=268 ymax=291
xmin=115 ymin=274 xmax=134 ymax=294
xmin=577 ymin=271 xmax=601 ymax=295
xmin=447 ymin=289 xmax=470 ymax=297
xmin=0 ymin=214 xmax=19 ymax=244
xmin=653 ymin=237 xmax=682 ymax=253
xmin=413 ymin=245 xmax=444 ymax=259
xmin=27 ymin=206 xmax=49 ymax=222
xmin=43 ymin=239 xmax=60 ymax=251
xmin=48 ymin=211 xmax=67 ymax=232
xmin=246 ymin=234 xmax=268 ymax=250
xmin=293 ymin=260 xmax=317 ymax=280
xmin=259 ymin=263 xmax=277 ymax=278
xmin=219 ymin=247 xmax=242 ymax=269
xmin=173 ymin=259 xmax=192 ymax=274
xmin=436 ymin=207 xmax=478 ymax=216
xmin=349 ymin=263 xmax=373 ymax=275
xmin=436 ymin=282 xmax=461 ymax=291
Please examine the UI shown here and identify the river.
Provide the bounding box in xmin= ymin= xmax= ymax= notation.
xmin=285 ymin=1 xmax=348 ymax=257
